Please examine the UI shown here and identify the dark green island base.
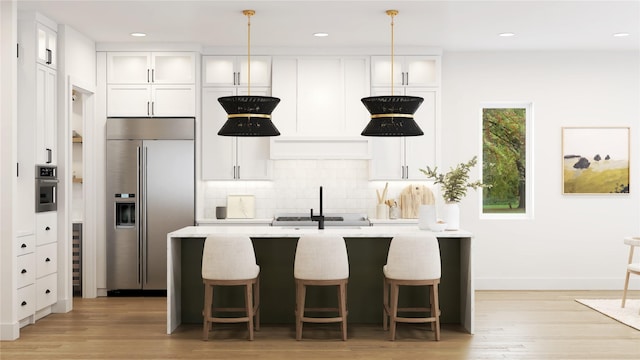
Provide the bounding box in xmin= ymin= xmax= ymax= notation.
xmin=180 ymin=237 xmax=461 ymax=325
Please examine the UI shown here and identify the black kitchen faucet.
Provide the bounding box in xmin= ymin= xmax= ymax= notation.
xmin=310 ymin=186 xmax=325 ymax=229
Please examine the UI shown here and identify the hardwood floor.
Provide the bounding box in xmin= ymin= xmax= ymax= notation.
xmin=2 ymin=291 xmax=639 ymax=359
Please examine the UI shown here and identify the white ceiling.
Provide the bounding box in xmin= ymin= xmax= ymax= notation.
xmin=16 ymin=0 xmax=640 ymax=51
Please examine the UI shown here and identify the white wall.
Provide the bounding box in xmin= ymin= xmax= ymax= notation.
xmin=442 ymin=51 xmax=640 ymax=290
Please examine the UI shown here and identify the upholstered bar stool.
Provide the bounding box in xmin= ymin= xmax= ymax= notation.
xmin=383 ymin=234 xmax=441 ymax=341
xmin=201 ymin=235 xmax=260 ymax=341
xmin=621 ymin=236 xmax=640 ymax=309
xmin=294 ymin=235 xmax=349 ymax=341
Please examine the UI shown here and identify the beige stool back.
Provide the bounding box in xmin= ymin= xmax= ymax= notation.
xmin=294 ymin=234 xmax=349 ymax=280
xmin=202 ymin=235 xmax=259 ymax=280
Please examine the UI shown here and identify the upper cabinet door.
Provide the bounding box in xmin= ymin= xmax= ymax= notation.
xmin=371 ymin=56 xmax=440 ymax=87
xmin=370 ymin=56 xmax=403 ymax=88
xmin=203 ymin=56 xmax=271 ymax=87
xmin=36 ymin=22 xmax=56 ymax=69
xmin=151 ymin=52 xmax=196 ymax=84
xmin=107 ymin=52 xmax=195 ymax=84
xmin=107 ymin=53 xmax=151 ymax=84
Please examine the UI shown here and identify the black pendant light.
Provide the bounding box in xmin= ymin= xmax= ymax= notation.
xmin=361 ymin=10 xmax=424 ymax=137
xmin=218 ymin=10 xmax=281 ymax=137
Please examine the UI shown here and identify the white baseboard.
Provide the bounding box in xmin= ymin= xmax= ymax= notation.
xmin=475 ymin=277 xmax=640 ymax=291
xmin=0 ymin=321 xmax=19 ymax=341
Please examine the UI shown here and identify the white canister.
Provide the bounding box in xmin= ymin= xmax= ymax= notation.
xmin=376 ymin=204 xmax=389 ymax=219
xmin=418 ymin=204 xmax=436 ymax=230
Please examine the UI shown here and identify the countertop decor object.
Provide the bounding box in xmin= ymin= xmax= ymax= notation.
xmin=399 ymin=184 xmax=435 ymax=218
xmin=420 ymin=156 xmax=489 ymax=203
xmin=217 ymin=10 xmax=281 ymax=137
xmin=360 ymin=10 xmax=424 ymax=137
xmin=226 ymin=195 xmax=255 ymax=219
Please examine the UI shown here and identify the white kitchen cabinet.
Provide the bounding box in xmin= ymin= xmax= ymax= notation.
xmin=106 ymin=52 xmax=196 ymax=117
xmin=201 ymin=87 xmax=273 ymax=180
xmin=371 ymin=55 xmax=440 ymax=88
xmin=107 ymin=84 xmax=196 ymax=117
xmin=107 ymin=52 xmax=195 ymax=84
xmin=369 ymin=88 xmax=439 ymax=180
xmin=36 ymin=22 xmax=57 ymax=69
xmin=203 ymin=56 xmax=271 ymax=87
xmin=35 ymin=64 xmax=57 ymax=164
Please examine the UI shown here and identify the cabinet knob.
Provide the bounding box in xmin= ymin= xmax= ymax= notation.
xmin=21 ymin=301 xmax=27 ymax=306
xmin=21 ymin=243 xmax=27 ymax=248
xmin=21 ymin=269 xmax=27 ymax=274
xmin=45 ymin=289 xmax=51 ymax=294
xmin=45 ymin=257 xmax=51 ymax=262
xmin=45 ymin=226 xmax=50 ymax=231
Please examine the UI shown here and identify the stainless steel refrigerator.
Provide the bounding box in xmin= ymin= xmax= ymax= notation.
xmin=106 ymin=118 xmax=194 ymax=294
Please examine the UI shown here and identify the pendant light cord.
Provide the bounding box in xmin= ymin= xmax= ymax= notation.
xmin=387 ymin=10 xmax=398 ymax=96
xmin=243 ymin=10 xmax=255 ymax=95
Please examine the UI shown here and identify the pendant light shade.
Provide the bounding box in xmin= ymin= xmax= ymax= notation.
xmin=217 ymin=95 xmax=281 ymax=136
xmin=361 ymin=10 xmax=424 ymax=137
xmin=360 ymin=96 xmax=424 ymax=136
xmin=218 ymin=10 xmax=281 ymax=137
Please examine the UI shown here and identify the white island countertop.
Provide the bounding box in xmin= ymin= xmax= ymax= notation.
xmin=169 ymin=225 xmax=472 ymax=238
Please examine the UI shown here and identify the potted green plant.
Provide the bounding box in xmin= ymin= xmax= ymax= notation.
xmin=419 ymin=156 xmax=489 ymax=229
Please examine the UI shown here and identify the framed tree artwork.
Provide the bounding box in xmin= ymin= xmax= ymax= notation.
xmin=562 ymin=127 xmax=630 ymax=194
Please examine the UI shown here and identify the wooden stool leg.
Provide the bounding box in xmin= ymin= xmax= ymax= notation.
xmin=245 ymin=282 xmax=254 ymax=341
xmin=389 ymin=282 xmax=399 ymax=341
xmin=622 ymin=271 xmax=631 ymax=307
xmin=202 ymin=282 xmax=213 ymax=341
xmin=432 ymin=283 xmax=441 ymax=341
xmin=296 ymin=280 xmax=306 ymax=341
xmin=338 ymin=282 xmax=347 ymax=341
xmin=383 ymin=277 xmax=389 ymax=331
xmin=254 ymin=278 xmax=260 ymax=331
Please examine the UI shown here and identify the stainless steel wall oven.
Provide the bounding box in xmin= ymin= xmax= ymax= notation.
xmin=35 ymin=165 xmax=58 ymax=212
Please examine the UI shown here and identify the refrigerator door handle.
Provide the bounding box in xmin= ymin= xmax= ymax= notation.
xmin=142 ymin=146 xmax=149 ymax=284
xmin=136 ymin=146 xmax=142 ymax=285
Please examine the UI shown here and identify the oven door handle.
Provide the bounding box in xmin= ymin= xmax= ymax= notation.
xmin=38 ymin=179 xmax=59 ymax=184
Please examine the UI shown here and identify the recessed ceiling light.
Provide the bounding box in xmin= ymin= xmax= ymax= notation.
xmin=130 ymin=32 xmax=147 ymax=37
xmin=613 ymin=32 xmax=630 ymax=37
xmin=313 ymin=32 xmax=329 ymax=37
xmin=498 ymin=32 xmax=515 ymax=37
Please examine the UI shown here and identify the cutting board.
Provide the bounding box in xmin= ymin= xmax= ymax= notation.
xmin=226 ymin=195 xmax=255 ymax=219
xmin=399 ymin=185 xmax=435 ymax=219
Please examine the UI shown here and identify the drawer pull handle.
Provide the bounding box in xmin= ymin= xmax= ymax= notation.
xmin=45 ymin=257 xmax=51 ymax=262
xmin=45 ymin=289 xmax=51 ymax=294
xmin=45 ymin=226 xmax=50 ymax=231
xmin=21 ymin=269 xmax=27 ymax=274
xmin=21 ymin=301 xmax=27 ymax=306
xmin=21 ymin=243 xmax=27 ymax=248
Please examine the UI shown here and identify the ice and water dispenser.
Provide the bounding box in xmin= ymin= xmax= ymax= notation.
xmin=115 ymin=193 xmax=136 ymax=228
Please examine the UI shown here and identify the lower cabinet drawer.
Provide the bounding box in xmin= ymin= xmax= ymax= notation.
xmin=36 ymin=273 xmax=57 ymax=310
xmin=17 ymin=284 xmax=36 ymax=320
xmin=36 ymin=242 xmax=57 ymax=277
xmin=17 ymin=253 xmax=36 ymax=288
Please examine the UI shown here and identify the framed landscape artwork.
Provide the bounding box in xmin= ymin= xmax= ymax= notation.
xmin=562 ymin=127 xmax=630 ymax=194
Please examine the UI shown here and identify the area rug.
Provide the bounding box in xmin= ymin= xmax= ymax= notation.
xmin=575 ymin=299 xmax=640 ymax=331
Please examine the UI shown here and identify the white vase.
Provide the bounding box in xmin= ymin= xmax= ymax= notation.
xmin=418 ymin=205 xmax=436 ymax=230
xmin=442 ymin=202 xmax=460 ymax=230
xmin=376 ymin=204 xmax=388 ymax=219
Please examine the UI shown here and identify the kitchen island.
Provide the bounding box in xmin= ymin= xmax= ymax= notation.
xmin=166 ymin=225 xmax=474 ymax=335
